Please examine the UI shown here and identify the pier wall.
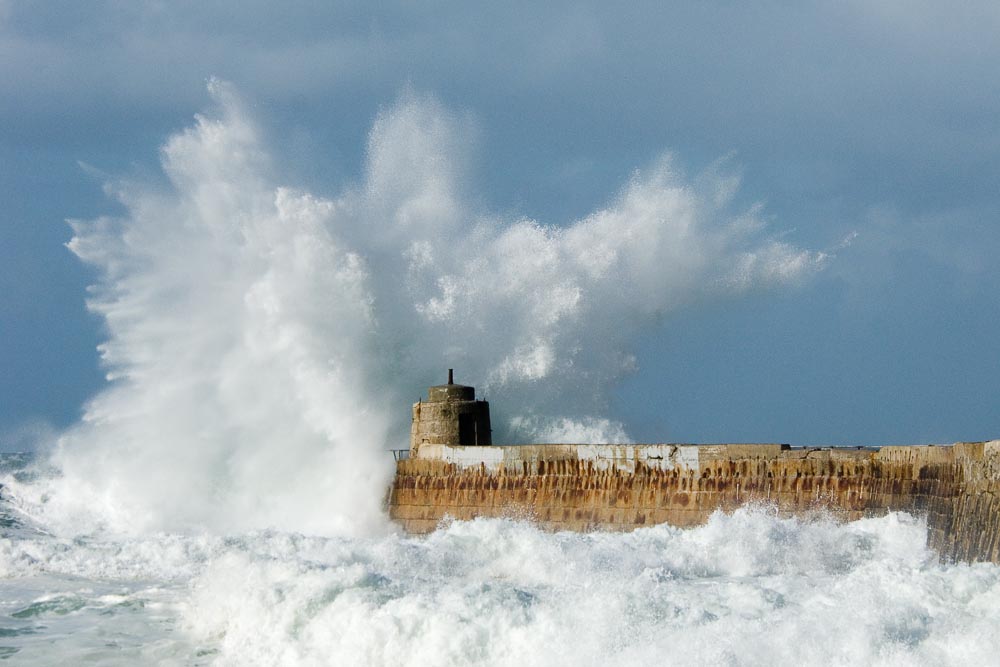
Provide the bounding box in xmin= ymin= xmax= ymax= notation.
xmin=388 ymin=440 xmax=1000 ymax=563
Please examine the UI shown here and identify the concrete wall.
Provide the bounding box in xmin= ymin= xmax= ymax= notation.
xmin=388 ymin=440 xmax=1000 ymax=563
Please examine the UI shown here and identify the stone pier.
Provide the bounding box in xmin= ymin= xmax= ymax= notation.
xmin=388 ymin=440 xmax=1000 ymax=563
xmin=389 ymin=375 xmax=1000 ymax=563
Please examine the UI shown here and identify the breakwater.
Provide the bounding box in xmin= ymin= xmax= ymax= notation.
xmin=388 ymin=440 xmax=1000 ymax=563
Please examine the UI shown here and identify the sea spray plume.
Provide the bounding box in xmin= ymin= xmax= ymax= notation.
xmin=41 ymin=80 xmax=823 ymax=536
xmin=362 ymin=114 xmax=827 ymax=439
xmin=49 ymin=79 xmax=394 ymax=536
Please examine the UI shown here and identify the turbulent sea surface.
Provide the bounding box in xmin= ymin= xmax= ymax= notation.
xmin=2 ymin=454 xmax=1000 ymax=666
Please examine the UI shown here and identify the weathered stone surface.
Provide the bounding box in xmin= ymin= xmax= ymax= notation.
xmin=410 ymin=372 xmax=492 ymax=452
xmin=388 ymin=440 xmax=1000 ymax=563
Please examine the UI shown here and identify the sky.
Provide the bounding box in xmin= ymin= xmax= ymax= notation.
xmin=2 ymin=1 xmax=999 ymax=450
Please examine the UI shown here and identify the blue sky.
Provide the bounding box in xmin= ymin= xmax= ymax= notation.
xmin=2 ymin=1 xmax=999 ymax=449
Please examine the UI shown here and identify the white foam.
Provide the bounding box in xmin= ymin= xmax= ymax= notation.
xmin=174 ymin=511 xmax=1000 ymax=666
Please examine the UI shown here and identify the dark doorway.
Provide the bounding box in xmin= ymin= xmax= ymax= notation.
xmin=458 ymin=413 xmax=476 ymax=446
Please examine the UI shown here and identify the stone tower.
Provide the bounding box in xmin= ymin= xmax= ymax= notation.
xmin=410 ymin=369 xmax=492 ymax=454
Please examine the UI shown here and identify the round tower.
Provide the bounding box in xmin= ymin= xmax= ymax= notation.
xmin=410 ymin=369 xmax=492 ymax=455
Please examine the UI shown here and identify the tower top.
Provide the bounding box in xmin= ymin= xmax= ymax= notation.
xmin=427 ymin=368 xmax=475 ymax=402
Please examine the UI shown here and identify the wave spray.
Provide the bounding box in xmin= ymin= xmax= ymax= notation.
xmin=43 ymin=80 xmax=821 ymax=536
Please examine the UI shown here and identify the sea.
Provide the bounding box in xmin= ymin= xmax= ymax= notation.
xmin=6 ymin=82 xmax=999 ymax=665
xmin=2 ymin=452 xmax=1000 ymax=666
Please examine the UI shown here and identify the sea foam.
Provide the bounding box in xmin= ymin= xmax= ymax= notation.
xmin=3 ymin=490 xmax=1000 ymax=666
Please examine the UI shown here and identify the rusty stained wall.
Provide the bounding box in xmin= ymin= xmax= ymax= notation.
xmin=388 ymin=440 xmax=1000 ymax=563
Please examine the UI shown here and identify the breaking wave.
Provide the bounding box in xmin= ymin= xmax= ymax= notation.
xmin=23 ymin=80 xmax=825 ymax=536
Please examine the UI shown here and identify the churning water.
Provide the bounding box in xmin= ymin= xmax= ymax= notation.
xmin=3 ymin=82 xmax=997 ymax=664
xmin=3 ymin=453 xmax=1000 ymax=666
